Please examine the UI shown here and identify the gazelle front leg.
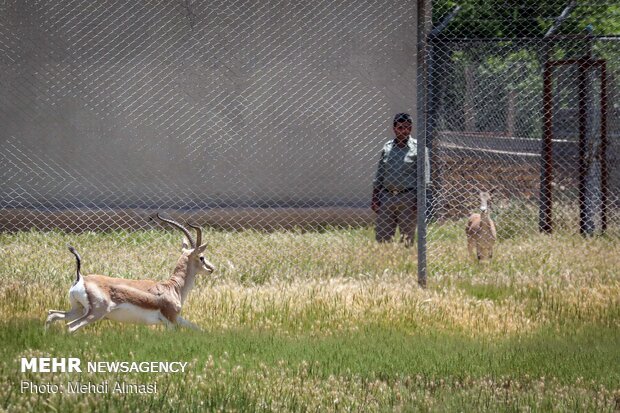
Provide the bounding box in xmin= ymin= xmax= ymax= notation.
xmin=467 ymin=237 xmax=475 ymax=258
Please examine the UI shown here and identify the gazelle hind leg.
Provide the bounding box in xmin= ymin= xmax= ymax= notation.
xmin=47 ymin=310 xmax=65 ymax=315
xmin=46 ymin=308 xmax=84 ymax=329
xmin=45 ymin=299 xmax=85 ymax=330
xmin=45 ymin=312 xmax=65 ymax=329
xmin=66 ymin=307 xmax=107 ymax=333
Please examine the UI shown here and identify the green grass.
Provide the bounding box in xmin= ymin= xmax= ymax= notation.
xmin=1 ymin=227 xmax=619 ymax=412
xmin=4 ymin=320 xmax=620 ymax=385
xmin=3 ymin=320 xmax=619 ymax=412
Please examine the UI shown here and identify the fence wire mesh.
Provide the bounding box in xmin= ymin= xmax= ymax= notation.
xmin=425 ymin=1 xmax=619 ymax=277
xmin=1 ymin=0 xmax=418 ymax=233
xmin=1 ymin=0 xmax=618 ymax=281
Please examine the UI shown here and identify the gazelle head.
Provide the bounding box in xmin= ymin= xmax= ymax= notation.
xmin=479 ymin=190 xmax=493 ymax=213
xmin=154 ymin=213 xmax=216 ymax=275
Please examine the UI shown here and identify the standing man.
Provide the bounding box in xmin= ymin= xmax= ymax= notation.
xmin=371 ymin=113 xmax=430 ymax=245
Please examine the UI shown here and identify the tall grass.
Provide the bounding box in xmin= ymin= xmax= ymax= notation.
xmin=1 ymin=227 xmax=618 ymax=412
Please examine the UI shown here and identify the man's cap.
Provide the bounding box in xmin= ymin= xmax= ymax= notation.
xmin=393 ymin=113 xmax=412 ymax=124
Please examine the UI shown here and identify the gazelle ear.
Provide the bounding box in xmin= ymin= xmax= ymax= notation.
xmin=182 ymin=237 xmax=191 ymax=250
xmin=196 ymin=243 xmax=207 ymax=254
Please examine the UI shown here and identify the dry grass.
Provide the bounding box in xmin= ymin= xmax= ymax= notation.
xmin=1 ymin=226 xmax=617 ymax=337
xmin=1 ymin=226 xmax=619 ymax=412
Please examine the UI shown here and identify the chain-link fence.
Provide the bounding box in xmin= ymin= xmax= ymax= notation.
xmin=424 ymin=1 xmax=619 ymax=279
xmin=1 ymin=0 xmax=420 ymax=233
xmin=1 ymin=0 xmax=618 ymax=281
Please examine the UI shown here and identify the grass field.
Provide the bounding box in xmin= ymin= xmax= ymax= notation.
xmin=1 ymin=224 xmax=619 ymax=412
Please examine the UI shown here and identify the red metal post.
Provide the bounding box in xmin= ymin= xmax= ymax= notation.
xmin=600 ymin=62 xmax=608 ymax=234
xmin=577 ymin=59 xmax=589 ymax=236
xmin=541 ymin=55 xmax=608 ymax=236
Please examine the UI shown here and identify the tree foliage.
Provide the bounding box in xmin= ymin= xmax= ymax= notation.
xmin=432 ymin=0 xmax=619 ymax=38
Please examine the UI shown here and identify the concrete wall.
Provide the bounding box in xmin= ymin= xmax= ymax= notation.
xmin=0 ymin=0 xmax=419 ymax=217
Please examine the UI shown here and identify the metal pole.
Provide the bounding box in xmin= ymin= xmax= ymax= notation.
xmin=600 ymin=61 xmax=608 ymax=234
xmin=416 ymin=0 xmax=431 ymax=288
xmin=538 ymin=2 xmax=577 ymax=234
xmin=577 ymin=59 xmax=588 ymax=236
xmin=579 ymin=29 xmax=596 ymax=236
xmin=539 ymin=61 xmax=554 ymax=233
xmin=429 ymin=6 xmax=461 ymax=38
xmin=545 ymin=1 xmax=577 ymax=38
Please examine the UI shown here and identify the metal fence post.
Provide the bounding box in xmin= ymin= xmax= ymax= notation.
xmin=600 ymin=61 xmax=609 ymax=234
xmin=416 ymin=0 xmax=431 ymax=288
